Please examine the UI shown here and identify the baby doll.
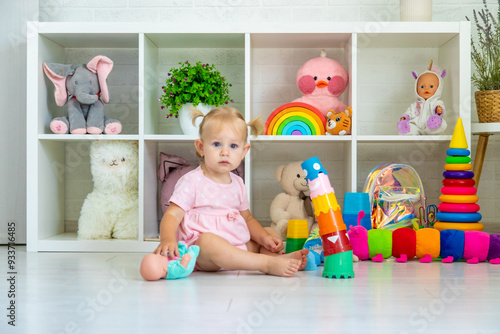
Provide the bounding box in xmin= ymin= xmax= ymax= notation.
xmin=140 ymin=242 xmax=200 ymax=281
xmin=397 ymin=61 xmax=447 ymax=135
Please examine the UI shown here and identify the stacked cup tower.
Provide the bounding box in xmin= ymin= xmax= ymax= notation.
xmin=301 ymin=157 xmax=354 ymax=279
xmin=434 ymin=118 xmax=483 ymax=232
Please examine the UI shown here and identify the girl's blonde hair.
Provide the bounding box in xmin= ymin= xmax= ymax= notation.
xmin=191 ymin=106 xmax=263 ymax=141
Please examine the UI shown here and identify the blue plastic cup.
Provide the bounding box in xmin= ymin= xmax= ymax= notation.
xmin=342 ymin=192 xmax=371 ymax=231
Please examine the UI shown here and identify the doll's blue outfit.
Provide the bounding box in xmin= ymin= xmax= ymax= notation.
xmin=166 ymin=242 xmax=200 ymax=280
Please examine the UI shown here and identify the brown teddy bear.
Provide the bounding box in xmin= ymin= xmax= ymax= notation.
xmin=270 ymin=161 xmax=316 ymax=240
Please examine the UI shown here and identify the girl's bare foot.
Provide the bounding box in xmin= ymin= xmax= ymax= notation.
xmin=283 ymin=249 xmax=309 ymax=270
xmin=264 ymin=256 xmax=301 ymax=277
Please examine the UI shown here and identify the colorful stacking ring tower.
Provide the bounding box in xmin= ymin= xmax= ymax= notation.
xmin=434 ymin=118 xmax=483 ymax=232
xmin=301 ymin=157 xmax=354 ymax=279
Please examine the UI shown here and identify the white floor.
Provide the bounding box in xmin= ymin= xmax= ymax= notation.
xmin=1 ymin=246 xmax=500 ymax=334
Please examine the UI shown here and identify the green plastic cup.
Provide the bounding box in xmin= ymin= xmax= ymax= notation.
xmin=285 ymin=238 xmax=307 ymax=254
xmin=323 ymin=251 xmax=354 ymax=279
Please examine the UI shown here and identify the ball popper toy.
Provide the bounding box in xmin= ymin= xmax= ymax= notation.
xmin=301 ymin=157 xmax=354 ymax=279
xmin=434 ymin=118 xmax=483 ymax=232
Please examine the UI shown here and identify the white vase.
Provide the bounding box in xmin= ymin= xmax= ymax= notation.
xmin=178 ymin=103 xmax=214 ymax=136
xmin=400 ymin=0 xmax=432 ymax=21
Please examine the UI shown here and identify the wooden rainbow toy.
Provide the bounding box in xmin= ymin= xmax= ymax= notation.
xmin=264 ymin=102 xmax=327 ymax=135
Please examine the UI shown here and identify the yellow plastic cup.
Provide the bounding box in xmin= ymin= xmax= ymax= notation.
xmin=287 ymin=219 xmax=309 ymax=239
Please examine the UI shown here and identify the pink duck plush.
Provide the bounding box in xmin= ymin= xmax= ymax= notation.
xmin=293 ymin=49 xmax=349 ymax=116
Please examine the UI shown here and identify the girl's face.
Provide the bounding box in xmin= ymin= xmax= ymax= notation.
xmin=417 ymin=73 xmax=439 ymax=100
xmin=195 ymin=123 xmax=250 ymax=183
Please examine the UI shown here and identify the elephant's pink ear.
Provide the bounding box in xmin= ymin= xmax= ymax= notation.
xmin=87 ymin=56 xmax=113 ymax=104
xmin=43 ymin=63 xmax=71 ymax=107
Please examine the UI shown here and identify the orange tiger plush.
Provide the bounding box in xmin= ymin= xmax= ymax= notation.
xmin=326 ymin=107 xmax=352 ymax=135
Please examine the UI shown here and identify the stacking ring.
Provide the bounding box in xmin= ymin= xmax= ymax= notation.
xmin=436 ymin=212 xmax=482 ymax=223
xmin=434 ymin=221 xmax=484 ymax=232
xmin=442 ymin=179 xmax=476 ymax=187
xmin=441 ymin=187 xmax=477 ymax=195
xmin=439 ymin=194 xmax=479 ymax=204
xmin=446 ymin=148 xmax=470 ymax=156
xmin=444 ymin=163 xmax=472 ymax=171
xmin=443 ymin=171 xmax=474 ymax=179
xmin=438 ymin=203 xmax=480 ymax=213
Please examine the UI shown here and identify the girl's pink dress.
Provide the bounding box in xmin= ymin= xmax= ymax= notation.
xmin=170 ymin=166 xmax=251 ymax=250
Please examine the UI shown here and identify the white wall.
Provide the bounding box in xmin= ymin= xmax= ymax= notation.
xmin=0 ymin=1 xmax=38 ymax=244
xmin=37 ymin=0 xmax=493 ymax=23
xmin=4 ymin=1 xmax=500 ymax=241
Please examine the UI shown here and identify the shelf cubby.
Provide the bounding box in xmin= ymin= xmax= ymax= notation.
xmin=142 ymin=33 xmax=246 ymax=136
xmin=36 ymin=32 xmax=140 ymax=136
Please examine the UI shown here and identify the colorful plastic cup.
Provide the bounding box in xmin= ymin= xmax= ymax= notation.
xmin=342 ymin=192 xmax=371 ymax=231
xmin=285 ymin=219 xmax=309 ymax=253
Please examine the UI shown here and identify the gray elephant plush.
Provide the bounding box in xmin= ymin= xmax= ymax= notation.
xmin=43 ymin=55 xmax=122 ymax=135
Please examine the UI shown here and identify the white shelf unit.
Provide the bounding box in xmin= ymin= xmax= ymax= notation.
xmin=26 ymin=22 xmax=471 ymax=252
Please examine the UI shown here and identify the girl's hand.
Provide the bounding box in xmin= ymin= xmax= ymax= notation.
xmin=155 ymin=203 xmax=185 ymax=259
xmin=154 ymin=240 xmax=180 ymax=259
xmin=262 ymin=234 xmax=284 ymax=253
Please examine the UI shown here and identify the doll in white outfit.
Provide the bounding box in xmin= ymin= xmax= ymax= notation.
xmin=397 ymin=61 xmax=447 ymax=135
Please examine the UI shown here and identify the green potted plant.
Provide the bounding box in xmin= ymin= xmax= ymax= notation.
xmin=467 ymin=0 xmax=500 ymax=123
xmin=159 ymin=60 xmax=234 ymax=134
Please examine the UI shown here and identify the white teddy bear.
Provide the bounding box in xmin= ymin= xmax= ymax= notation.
xmin=78 ymin=140 xmax=139 ymax=239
